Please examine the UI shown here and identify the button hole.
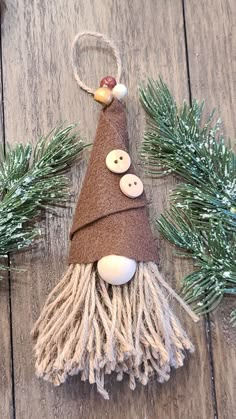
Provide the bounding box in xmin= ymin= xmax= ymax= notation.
xmin=119 ymin=156 xmax=123 ymax=160
xmin=114 ymin=160 xmax=118 ymax=164
xmin=134 ymin=182 xmax=137 ymax=185
xmin=128 ymin=184 xmax=132 ymax=187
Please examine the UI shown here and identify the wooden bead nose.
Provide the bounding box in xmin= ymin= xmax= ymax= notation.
xmin=97 ymin=255 xmax=137 ymax=285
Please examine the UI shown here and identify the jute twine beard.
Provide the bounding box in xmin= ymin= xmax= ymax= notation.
xmin=32 ymin=31 xmax=198 ymax=400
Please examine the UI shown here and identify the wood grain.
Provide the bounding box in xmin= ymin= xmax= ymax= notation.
xmin=0 ymin=280 xmax=13 ymax=419
xmin=1 ymin=0 xmax=215 ymax=417
xmin=185 ymin=1 xmax=236 ymax=418
xmin=0 ymin=25 xmax=14 ymax=419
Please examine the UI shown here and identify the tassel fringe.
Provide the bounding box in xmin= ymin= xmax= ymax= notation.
xmin=32 ymin=262 xmax=195 ymax=400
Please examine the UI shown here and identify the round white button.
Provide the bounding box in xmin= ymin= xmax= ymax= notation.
xmin=106 ymin=149 xmax=131 ymax=174
xmin=119 ymin=174 xmax=144 ymax=198
xmin=97 ymin=255 xmax=137 ymax=285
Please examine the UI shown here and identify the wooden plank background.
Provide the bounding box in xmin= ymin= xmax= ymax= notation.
xmin=0 ymin=0 xmax=235 ymax=418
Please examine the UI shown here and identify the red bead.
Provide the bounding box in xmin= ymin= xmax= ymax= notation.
xmin=100 ymin=76 xmax=117 ymax=89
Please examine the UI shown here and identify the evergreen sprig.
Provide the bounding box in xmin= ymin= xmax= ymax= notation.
xmin=139 ymin=78 xmax=236 ymax=322
xmin=0 ymin=124 xmax=86 ymax=275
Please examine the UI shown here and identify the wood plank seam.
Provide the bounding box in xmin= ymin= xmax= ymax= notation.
xmin=182 ymin=0 xmax=192 ymax=104
xmin=205 ymin=315 xmax=219 ymax=419
xmin=0 ymin=23 xmax=16 ymax=419
xmin=182 ymin=1 xmax=218 ymax=417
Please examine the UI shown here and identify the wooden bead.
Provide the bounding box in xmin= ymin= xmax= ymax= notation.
xmin=94 ymin=87 xmax=113 ymax=105
xmin=97 ymin=255 xmax=137 ymax=285
xmin=100 ymin=76 xmax=117 ymax=89
xmin=112 ymin=83 xmax=128 ymax=100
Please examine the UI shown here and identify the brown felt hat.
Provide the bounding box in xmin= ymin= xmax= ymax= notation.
xmin=69 ymin=99 xmax=158 ymax=264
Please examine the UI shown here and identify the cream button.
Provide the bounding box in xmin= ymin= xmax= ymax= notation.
xmin=106 ymin=149 xmax=131 ymax=174
xmin=119 ymin=174 xmax=144 ymax=198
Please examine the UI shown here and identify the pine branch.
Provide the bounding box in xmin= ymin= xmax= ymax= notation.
xmin=140 ymin=78 xmax=236 ymax=322
xmin=158 ymin=207 xmax=236 ymax=314
xmin=0 ymin=124 xmax=86 ymax=275
xmin=139 ymin=78 xmax=236 ymax=229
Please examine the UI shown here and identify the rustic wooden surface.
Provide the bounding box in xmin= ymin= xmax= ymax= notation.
xmin=0 ymin=0 xmax=235 ymax=418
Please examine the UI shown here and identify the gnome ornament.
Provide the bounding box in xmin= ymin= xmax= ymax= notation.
xmin=32 ymin=31 xmax=198 ymax=400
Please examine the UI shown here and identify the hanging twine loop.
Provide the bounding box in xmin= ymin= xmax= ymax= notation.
xmin=71 ymin=31 xmax=122 ymax=95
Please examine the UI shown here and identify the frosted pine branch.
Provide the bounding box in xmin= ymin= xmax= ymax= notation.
xmin=140 ymin=78 xmax=236 ymax=321
xmin=0 ymin=124 xmax=86 ymax=276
